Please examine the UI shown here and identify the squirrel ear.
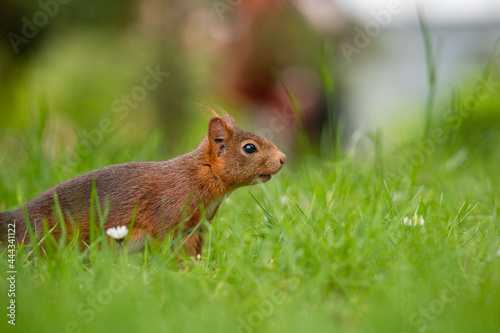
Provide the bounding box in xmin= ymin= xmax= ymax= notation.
xmin=208 ymin=117 xmax=232 ymax=151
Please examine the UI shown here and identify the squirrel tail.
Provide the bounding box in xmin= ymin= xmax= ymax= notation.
xmin=0 ymin=211 xmax=11 ymax=244
xmin=1 ymin=211 xmax=30 ymax=245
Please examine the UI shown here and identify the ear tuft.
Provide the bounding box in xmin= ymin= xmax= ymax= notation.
xmin=197 ymin=103 xmax=219 ymax=118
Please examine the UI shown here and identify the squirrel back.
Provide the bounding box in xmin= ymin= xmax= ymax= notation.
xmin=1 ymin=115 xmax=286 ymax=256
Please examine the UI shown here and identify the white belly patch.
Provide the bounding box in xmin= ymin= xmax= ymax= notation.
xmin=205 ymin=190 xmax=233 ymax=219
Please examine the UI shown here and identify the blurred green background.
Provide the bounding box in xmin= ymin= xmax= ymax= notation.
xmin=0 ymin=0 xmax=340 ymax=153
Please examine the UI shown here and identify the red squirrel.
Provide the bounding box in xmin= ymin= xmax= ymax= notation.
xmin=0 ymin=112 xmax=286 ymax=256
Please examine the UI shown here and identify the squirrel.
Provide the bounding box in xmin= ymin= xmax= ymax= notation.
xmin=0 ymin=111 xmax=286 ymax=256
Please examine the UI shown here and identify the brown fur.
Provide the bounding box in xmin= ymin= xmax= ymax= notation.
xmin=0 ymin=115 xmax=286 ymax=256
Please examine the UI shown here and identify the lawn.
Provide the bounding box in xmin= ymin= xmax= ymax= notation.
xmin=1 ymin=102 xmax=500 ymax=333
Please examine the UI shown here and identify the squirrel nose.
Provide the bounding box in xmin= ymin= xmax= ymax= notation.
xmin=279 ymin=153 xmax=287 ymax=166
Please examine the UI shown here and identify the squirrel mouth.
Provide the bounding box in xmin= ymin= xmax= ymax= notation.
xmin=259 ymin=174 xmax=272 ymax=182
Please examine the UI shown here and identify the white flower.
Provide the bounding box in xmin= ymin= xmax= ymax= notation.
xmin=106 ymin=225 xmax=129 ymax=240
xmin=403 ymin=214 xmax=425 ymax=226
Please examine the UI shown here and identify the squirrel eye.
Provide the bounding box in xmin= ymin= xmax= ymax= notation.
xmin=243 ymin=143 xmax=257 ymax=154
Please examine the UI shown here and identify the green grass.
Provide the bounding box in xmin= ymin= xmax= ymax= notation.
xmin=1 ymin=110 xmax=500 ymax=333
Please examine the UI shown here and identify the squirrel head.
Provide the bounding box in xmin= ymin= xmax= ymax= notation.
xmin=206 ymin=115 xmax=286 ymax=188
